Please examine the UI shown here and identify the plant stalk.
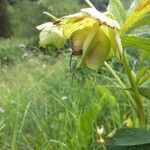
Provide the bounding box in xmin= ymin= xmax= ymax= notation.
xmin=84 ymin=0 xmax=147 ymax=128
xmin=104 ymin=62 xmax=135 ymax=109
xmin=122 ymin=52 xmax=147 ymax=128
xmin=84 ymin=0 xmax=96 ymax=9
xmin=43 ymin=11 xmax=58 ymax=21
xmin=115 ymin=31 xmax=147 ymax=128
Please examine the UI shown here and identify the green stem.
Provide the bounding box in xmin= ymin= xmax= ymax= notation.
xmin=84 ymin=0 xmax=96 ymax=9
xmin=43 ymin=11 xmax=58 ymax=21
xmin=122 ymin=52 xmax=147 ymax=128
xmin=84 ymin=0 xmax=147 ymax=128
xmin=115 ymin=32 xmax=147 ymax=128
xmin=102 ymin=145 xmax=107 ymax=150
xmin=104 ymin=62 xmax=125 ymax=88
xmin=104 ymin=62 xmax=135 ymax=109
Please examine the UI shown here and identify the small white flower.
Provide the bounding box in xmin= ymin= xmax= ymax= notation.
xmin=61 ymin=96 xmax=67 ymax=100
xmin=22 ymin=53 xmax=29 ymax=59
xmin=42 ymin=64 xmax=46 ymax=68
xmin=18 ymin=44 xmax=27 ymax=49
xmin=0 ymin=107 xmax=4 ymax=113
xmin=98 ymin=138 xmax=105 ymax=144
xmin=97 ymin=125 xmax=104 ymax=136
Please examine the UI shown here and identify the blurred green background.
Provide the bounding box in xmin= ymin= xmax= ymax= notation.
xmin=1 ymin=1 xmax=149 ymax=150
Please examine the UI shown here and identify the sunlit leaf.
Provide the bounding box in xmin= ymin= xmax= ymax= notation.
xmin=128 ymin=14 xmax=150 ymax=33
xmin=108 ymin=0 xmax=126 ymax=25
xmin=123 ymin=118 xmax=133 ymax=128
xmin=123 ymin=35 xmax=150 ymax=51
xmin=127 ymin=0 xmax=141 ymax=16
xmin=140 ymin=50 xmax=150 ymax=62
xmin=121 ymin=0 xmax=150 ymax=36
xmin=81 ymin=8 xmax=120 ymax=30
xmin=39 ymin=27 xmax=66 ymax=49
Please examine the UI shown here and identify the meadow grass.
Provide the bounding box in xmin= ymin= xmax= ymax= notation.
xmin=0 ymin=52 xmax=137 ymax=150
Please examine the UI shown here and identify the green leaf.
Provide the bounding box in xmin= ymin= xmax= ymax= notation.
xmin=140 ymin=49 xmax=150 ymax=62
xmin=136 ymin=66 xmax=150 ymax=85
xmin=113 ymin=30 xmax=124 ymax=60
xmin=128 ymin=14 xmax=150 ymax=33
xmin=139 ymin=87 xmax=150 ymax=99
xmin=39 ymin=27 xmax=66 ymax=49
xmin=106 ymin=128 xmax=150 ymax=150
xmin=138 ymin=80 xmax=150 ymax=99
xmin=97 ymin=86 xmax=118 ymax=109
xmin=80 ymin=94 xmax=105 ymax=143
xmin=127 ymin=0 xmax=141 ymax=16
xmin=121 ymin=0 xmax=150 ymax=36
xmin=97 ymin=86 xmax=121 ymax=125
xmin=77 ymin=26 xmax=111 ymax=71
xmin=108 ymin=0 xmax=126 ymax=25
xmin=123 ymin=35 xmax=150 ymax=51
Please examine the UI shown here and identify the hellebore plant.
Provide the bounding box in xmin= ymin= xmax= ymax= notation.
xmin=37 ymin=0 xmax=150 ymax=128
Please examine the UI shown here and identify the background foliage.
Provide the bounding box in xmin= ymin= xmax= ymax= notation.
xmin=0 ymin=0 xmax=149 ymax=149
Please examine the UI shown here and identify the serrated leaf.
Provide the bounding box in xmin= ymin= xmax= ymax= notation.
xmin=81 ymin=8 xmax=120 ymax=30
xmin=121 ymin=0 xmax=150 ymax=36
xmin=39 ymin=27 xmax=66 ymax=49
xmin=77 ymin=26 xmax=111 ymax=71
xmin=123 ymin=35 xmax=150 ymax=51
xmin=106 ymin=128 xmax=150 ymax=150
xmin=108 ymin=0 xmax=126 ymax=25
